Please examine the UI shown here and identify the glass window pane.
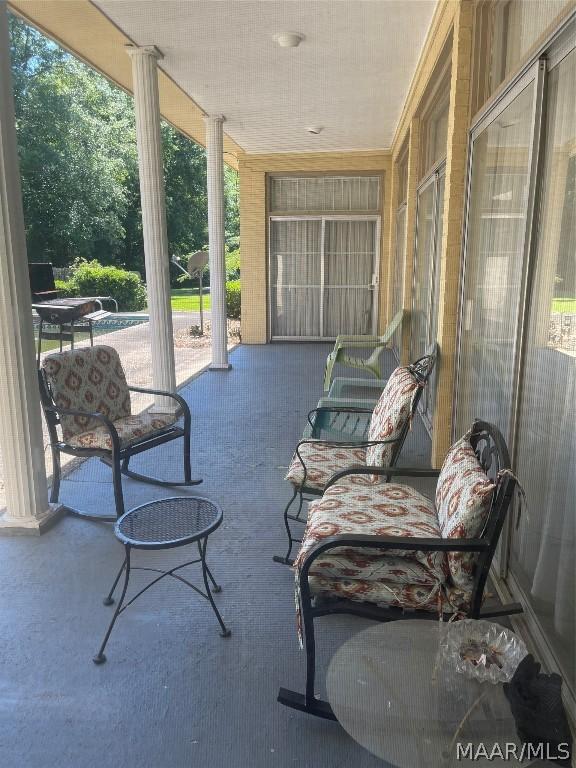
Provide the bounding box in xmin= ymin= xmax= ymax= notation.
xmin=270 ymin=176 xmax=381 ymax=213
xmin=510 ymin=48 xmax=576 ymax=691
xmin=323 ymin=220 xmax=376 ymax=337
xmin=456 ymin=83 xmax=535 ymax=437
xmin=270 ymin=220 xmax=321 ymax=337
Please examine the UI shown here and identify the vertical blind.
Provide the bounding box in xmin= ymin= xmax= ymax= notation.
xmin=270 ymin=219 xmax=321 ymax=337
xmin=323 ymin=220 xmax=376 ymax=337
xmin=270 ymin=176 xmax=381 ymax=213
xmin=270 ymin=218 xmax=377 ymax=338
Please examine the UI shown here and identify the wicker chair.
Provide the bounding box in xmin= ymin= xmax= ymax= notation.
xmin=39 ymin=345 xmax=201 ymax=521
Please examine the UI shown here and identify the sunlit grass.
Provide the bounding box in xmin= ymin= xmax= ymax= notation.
xmin=552 ymin=298 xmax=576 ymax=313
xmin=170 ymin=288 xmax=212 ymax=312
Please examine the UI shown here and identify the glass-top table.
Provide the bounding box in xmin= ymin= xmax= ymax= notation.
xmin=326 ymin=620 xmax=526 ymax=767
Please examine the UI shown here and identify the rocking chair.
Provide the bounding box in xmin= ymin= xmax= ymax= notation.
xmin=277 ymin=420 xmax=523 ymax=719
xmin=39 ymin=345 xmax=201 ymax=522
xmin=274 ymin=348 xmax=437 ymax=566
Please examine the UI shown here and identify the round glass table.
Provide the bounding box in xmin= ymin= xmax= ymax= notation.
xmin=327 ymin=620 xmax=523 ymax=767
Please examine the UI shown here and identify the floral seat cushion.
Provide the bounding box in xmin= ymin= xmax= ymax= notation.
xmin=285 ymin=442 xmax=367 ymax=490
xmin=41 ymin=346 xmax=131 ymax=441
xmin=436 ymin=436 xmax=495 ymax=592
xmin=295 ymin=478 xmax=448 ymax=583
xmin=68 ymin=412 xmax=178 ymax=450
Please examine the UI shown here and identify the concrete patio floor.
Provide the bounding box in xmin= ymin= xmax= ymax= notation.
xmin=0 ymin=343 xmax=432 ymax=768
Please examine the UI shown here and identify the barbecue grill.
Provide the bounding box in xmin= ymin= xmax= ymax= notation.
xmin=29 ymin=263 xmax=118 ymax=363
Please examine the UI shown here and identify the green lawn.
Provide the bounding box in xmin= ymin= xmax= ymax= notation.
xmin=170 ymin=288 xmax=212 ymax=312
xmin=552 ymin=297 xmax=576 ymax=313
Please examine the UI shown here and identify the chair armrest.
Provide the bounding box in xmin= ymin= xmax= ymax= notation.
xmin=300 ymin=534 xmax=489 ymax=572
xmin=325 ymin=465 xmax=441 ymax=489
xmin=294 ymin=438 xmax=402 ymax=489
xmin=307 ymin=405 xmax=373 ymax=430
xmin=339 ymin=340 xmax=389 ymax=350
xmin=127 ymin=386 xmax=190 ymax=420
xmin=336 ymin=334 xmax=381 ymax=344
xmin=43 ymin=405 xmax=120 ymax=450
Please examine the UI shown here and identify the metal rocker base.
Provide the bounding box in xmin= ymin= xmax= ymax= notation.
xmin=101 ymin=456 xmax=203 ymax=487
xmin=277 ymin=688 xmax=337 ymax=721
xmin=272 ymin=555 xmax=295 ymax=566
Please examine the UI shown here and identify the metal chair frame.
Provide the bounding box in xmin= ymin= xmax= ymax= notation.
xmin=274 ymin=349 xmax=437 ymax=566
xmin=39 ymin=370 xmax=201 ymax=522
xmin=277 ymin=420 xmax=523 ymax=719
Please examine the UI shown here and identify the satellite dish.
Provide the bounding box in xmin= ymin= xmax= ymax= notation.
xmin=187 ymin=251 xmax=209 ymax=276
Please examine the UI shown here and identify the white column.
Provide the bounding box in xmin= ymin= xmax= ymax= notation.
xmin=205 ymin=115 xmax=231 ymax=370
xmin=126 ymin=45 xmax=177 ymax=410
xmin=0 ymin=2 xmax=62 ymax=533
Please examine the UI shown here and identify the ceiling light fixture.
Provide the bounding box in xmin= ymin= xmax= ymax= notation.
xmin=273 ymin=32 xmax=304 ymax=48
xmin=306 ymin=126 xmax=323 ymax=135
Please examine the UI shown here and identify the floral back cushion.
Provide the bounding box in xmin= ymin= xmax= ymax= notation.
xmin=435 ymin=436 xmax=495 ymax=591
xmin=42 ymin=346 xmax=131 ymax=441
xmin=366 ymin=367 xmax=420 ymax=467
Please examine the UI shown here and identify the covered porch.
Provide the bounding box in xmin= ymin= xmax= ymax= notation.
xmin=0 ymin=343 xmax=432 ymax=768
xmin=0 ymin=0 xmax=574 ymax=759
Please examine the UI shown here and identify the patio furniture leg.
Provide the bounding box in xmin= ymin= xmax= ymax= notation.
xmin=198 ymin=538 xmax=230 ymax=637
xmin=273 ymin=487 xmax=302 ymax=565
xmin=93 ymin=547 xmax=131 ymax=664
xmin=102 ymin=559 xmax=126 ymax=606
xmin=277 ymin=573 xmax=336 ymax=720
xmin=116 ymin=439 xmax=201 ymax=488
xmin=49 ymin=446 xmax=61 ymax=504
xmin=112 ymin=452 xmax=125 ymax=519
xmin=37 ymin=319 xmax=43 ymax=366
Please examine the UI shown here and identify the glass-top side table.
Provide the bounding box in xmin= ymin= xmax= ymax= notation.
xmin=327 ymin=620 xmax=522 ymax=767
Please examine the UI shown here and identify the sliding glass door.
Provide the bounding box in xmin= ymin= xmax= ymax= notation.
xmin=455 ymin=75 xmax=537 ymax=438
xmin=456 ymin=24 xmax=576 ymax=696
xmin=270 ymin=217 xmax=379 ymax=339
xmin=509 ymin=44 xmax=576 ymax=695
xmin=270 ymin=219 xmax=322 ymax=337
xmin=410 ymin=164 xmax=445 ymax=429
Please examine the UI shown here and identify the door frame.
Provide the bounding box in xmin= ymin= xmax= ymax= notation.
xmin=410 ymin=159 xmax=446 ymax=431
xmin=268 ymin=214 xmax=381 ymax=341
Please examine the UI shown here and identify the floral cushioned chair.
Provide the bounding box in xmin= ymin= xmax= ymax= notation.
xmin=274 ymin=349 xmax=437 ymax=565
xmin=277 ymin=420 xmax=523 ymax=719
xmin=39 ymin=345 xmax=201 ymax=521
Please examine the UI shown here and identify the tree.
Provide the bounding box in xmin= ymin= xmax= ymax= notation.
xmin=8 ymin=13 xmax=240 ymax=274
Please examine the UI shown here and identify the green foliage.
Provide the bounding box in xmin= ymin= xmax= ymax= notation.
xmin=8 ymin=13 xmax=240 ymax=273
xmin=54 ymin=278 xmax=79 ymax=298
xmin=226 ymin=249 xmax=240 ymax=280
xmin=226 ymin=280 xmax=241 ymax=319
xmin=68 ymin=260 xmax=147 ymax=311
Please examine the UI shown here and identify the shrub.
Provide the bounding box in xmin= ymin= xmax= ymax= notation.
xmin=226 ymin=280 xmax=241 ymax=319
xmin=69 ymin=260 xmax=147 ymax=311
xmin=226 ymin=248 xmax=240 ymax=280
xmin=54 ymin=278 xmax=79 ymax=298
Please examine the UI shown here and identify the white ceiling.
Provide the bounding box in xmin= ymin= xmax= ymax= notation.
xmin=95 ymin=0 xmax=437 ymax=154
